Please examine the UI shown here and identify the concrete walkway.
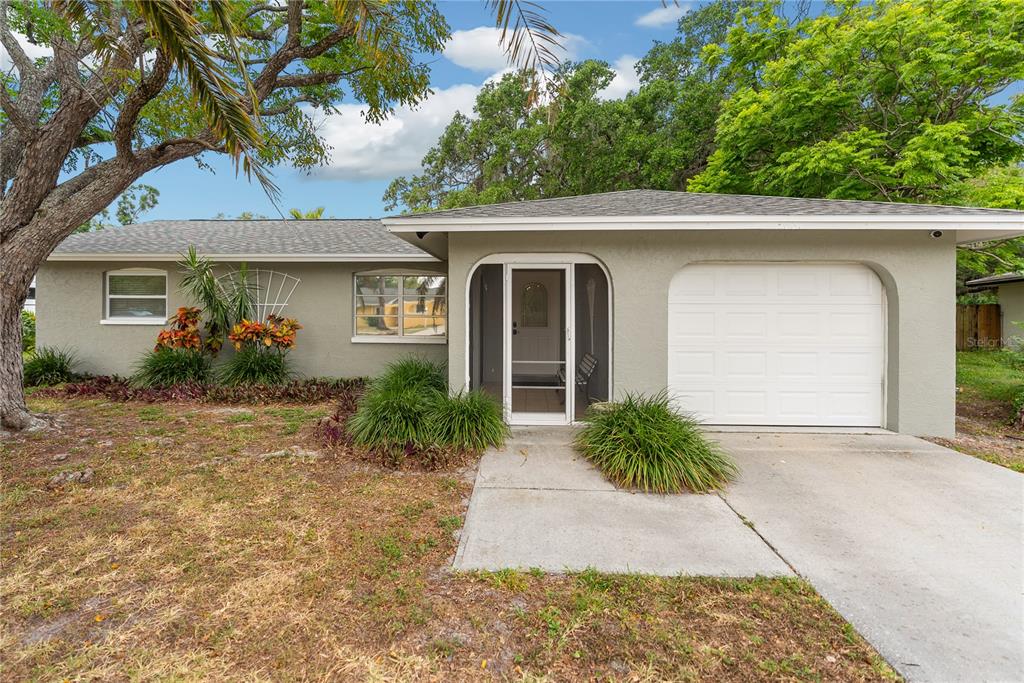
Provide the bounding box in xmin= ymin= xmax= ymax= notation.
xmin=454 ymin=427 xmax=790 ymax=576
xmin=456 ymin=427 xmax=1024 ymax=683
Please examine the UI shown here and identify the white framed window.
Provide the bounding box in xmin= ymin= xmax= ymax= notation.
xmin=353 ymin=272 xmax=447 ymax=342
xmin=103 ymin=268 xmax=167 ymax=324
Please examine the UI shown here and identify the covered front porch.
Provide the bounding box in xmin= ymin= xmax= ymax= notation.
xmin=465 ymin=255 xmax=611 ymax=425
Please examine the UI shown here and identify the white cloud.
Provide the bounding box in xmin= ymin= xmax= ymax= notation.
xmin=311 ymin=82 xmax=483 ymax=181
xmin=444 ymin=26 xmax=588 ymax=72
xmin=598 ymin=55 xmax=641 ymax=100
xmin=0 ymin=31 xmax=52 ymax=73
xmin=635 ymin=3 xmax=690 ymax=28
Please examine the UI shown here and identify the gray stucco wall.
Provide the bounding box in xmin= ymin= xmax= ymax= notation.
xmin=997 ymin=282 xmax=1024 ymax=348
xmin=35 ymin=260 xmax=447 ymax=378
xmin=445 ymin=229 xmax=956 ymax=437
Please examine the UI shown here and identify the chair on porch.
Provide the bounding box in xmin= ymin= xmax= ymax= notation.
xmin=557 ymin=352 xmax=599 ymax=407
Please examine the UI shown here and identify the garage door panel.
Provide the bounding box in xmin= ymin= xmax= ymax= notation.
xmin=725 ymin=352 xmax=767 ymax=378
xmin=829 ymin=268 xmax=878 ymax=297
xmin=777 ymin=270 xmax=821 ymax=296
xmin=724 ymin=312 xmax=767 ymax=338
xmin=672 ymin=351 xmax=716 ymax=377
xmin=827 ymin=351 xmax=877 ymax=379
xmin=778 ymin=352 xmax=819 ymax=378
xmin=778 ymin=392 xmax=819 ymax=419
xmin=668 ymin=263 xmax=884 ymax=427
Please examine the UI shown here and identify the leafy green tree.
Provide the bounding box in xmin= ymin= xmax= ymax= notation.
xmin=688 ymin=0 xmax=1024 ymax=202
xmin=385 ymin=0 xmax=779 ymax=213
xmin=0 ymin=0 xmax=563 ymax=430
xmin=77 ymin=185 xmax=160 ymax=232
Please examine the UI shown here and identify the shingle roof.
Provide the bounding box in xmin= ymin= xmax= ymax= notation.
xmin=387 ymin=189 xmax=1023 ymax=219
xmin=966 ymin=272 xmax=1024 ymax=287
xmin=52 ymin=219 xmax=429 ymax=258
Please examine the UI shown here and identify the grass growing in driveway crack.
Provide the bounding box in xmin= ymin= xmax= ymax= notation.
xmin=1 ymin=397 xmax=898 ymax=681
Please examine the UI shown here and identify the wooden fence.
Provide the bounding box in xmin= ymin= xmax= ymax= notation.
xmin=956 ymin=304 xmax=1001 ymax=351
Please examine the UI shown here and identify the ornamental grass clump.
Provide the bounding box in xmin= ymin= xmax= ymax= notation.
xmin=218 ymin=314 xmax=302 ymax=386
xmin=23 ymin=347 xmax=78 ymax=387
xmin=347 ymin=384 xmax=434 ymax=451
xmin=428 ymin=390 xmax=508 ymax=451
xmin=373 ymin=357 xmax=447 ymax=394
xmin=133 ymin=347 xmax=212 ymax=388
xmin=344 ymin=357 xmax=508 ymax=467
xmin=218 ymin=345 xmax=291 ymax=386
xmin=574 ymin=392 xmax=737 ymax=494
xmin=133 ymin=307 xmax=212 ymax=387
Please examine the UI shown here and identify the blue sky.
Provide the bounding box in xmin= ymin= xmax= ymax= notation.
xmin=141 ymin=1 xmax=689 ymax=221
xmin=76 ymin=1 xmax=1021 ymax=222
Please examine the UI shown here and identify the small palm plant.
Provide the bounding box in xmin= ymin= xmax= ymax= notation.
xmin=178 ymin=247 xmax=258 ymax=354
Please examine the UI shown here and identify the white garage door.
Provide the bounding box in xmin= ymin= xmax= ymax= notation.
xmin=668 ymin=263 xmax=884 ymax=427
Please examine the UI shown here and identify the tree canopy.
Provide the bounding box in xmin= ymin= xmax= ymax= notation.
xmin=388 ymin=0 xmax=1023 ymax=215
xmin=384 ymin=0 xmax=753 ymax=213
xmin=0 ymin=0 xmax=563 ymax=429
xmin=689 ymin=0 xmax=1024 ymax=203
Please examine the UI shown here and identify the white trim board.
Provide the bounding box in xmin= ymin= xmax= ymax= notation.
xmin=384 ymin=214 xmax=1023 ymax=244
xmin=385 ymin=213 xmax=1023 ymax=227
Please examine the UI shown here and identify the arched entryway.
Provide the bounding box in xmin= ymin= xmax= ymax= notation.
xmin=467 ymin=254 xmax=612 ymax=425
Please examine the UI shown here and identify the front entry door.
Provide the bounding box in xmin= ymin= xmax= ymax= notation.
xmin=505 ymin=265 xmax=573 ymax=424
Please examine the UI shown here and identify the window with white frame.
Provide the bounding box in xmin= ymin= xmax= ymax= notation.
xmin=354 ymin=273 xmax=446 ymax=339
xmin=105 ymin=269 xmax=167 ymax=321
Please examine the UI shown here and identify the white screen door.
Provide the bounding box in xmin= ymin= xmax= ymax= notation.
xmin=504 ymin=264 xmax=574 ymax=425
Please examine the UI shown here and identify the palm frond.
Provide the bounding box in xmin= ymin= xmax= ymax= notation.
xmin=486 ymin=0 xmax=563 ymax=76
xmin=125 ymin=0 xmax=278 ymax=199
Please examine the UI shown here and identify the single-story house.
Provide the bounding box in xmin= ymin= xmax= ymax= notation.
xmin=39 ymin=190 xmax=1024 ymax=436
xmin=965 ymin=272 xmax=1024 ymax=347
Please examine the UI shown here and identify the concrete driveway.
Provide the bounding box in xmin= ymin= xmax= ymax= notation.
xmin=717 ymin=432 xmax=1023 ymax=683
xmin=455 ymin=428 xmax=1024 ymax=683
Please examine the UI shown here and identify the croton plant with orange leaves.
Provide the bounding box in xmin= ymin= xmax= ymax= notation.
xmin=228 ymin=314 xmax=303 ymax=352
xmin=155 ymin=307 xmax=203 ymax=351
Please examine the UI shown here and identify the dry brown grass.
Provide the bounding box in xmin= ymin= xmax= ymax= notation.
xmin=2 ymin=398 xmax=898 ymax=681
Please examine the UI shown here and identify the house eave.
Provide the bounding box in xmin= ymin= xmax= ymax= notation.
xmin=46 ymin=252 xmax=441 ymax=263
xmin=382 ymin=214 xmax=1023 ymax=246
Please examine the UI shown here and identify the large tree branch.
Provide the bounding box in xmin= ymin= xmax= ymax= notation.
xmin=273 ymin=70 xmax=360 ymax=89
xmin=0 ymin=3 xmax=36 ymax=79
xmin=0 ymin=87 xmax=35 ymax=136
xmin=113 ymin=51 xmax=173 ymax=158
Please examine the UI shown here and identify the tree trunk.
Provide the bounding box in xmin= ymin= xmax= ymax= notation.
xmin=0 ymin=264 xmax=34 ymax=430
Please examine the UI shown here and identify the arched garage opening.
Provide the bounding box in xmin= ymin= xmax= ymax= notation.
xmin=667 ymin=262 xmax=885 ymax=427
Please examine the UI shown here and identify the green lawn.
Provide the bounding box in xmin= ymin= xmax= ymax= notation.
xmin=956 ymin=351 xmax=1024 ymax=404
xmin=0 ymin=397 xmax=897 ymax=681
xmin=937 ymin=351 xmax=1024 ymax=473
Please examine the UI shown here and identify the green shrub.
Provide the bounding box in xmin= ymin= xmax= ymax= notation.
xmin=133 ymin=347 xmax=212 ymax=388
xmin=429 ymin=390 xmax=508 ymax=451
xmin=574 ymin=392 xmax=737 ymax=494
xmin=217 ymin=346 xmax=291 ymax=386
xmin=374 ymin=357 xmax=447 ymax=394
xmin=23 ymin=347 xmax=78 ymax=387
xmin=348 ymin=384 xmax=434 ymax=449
xmin=21 ymin=310 xmax=36 ymax=353
xmin=346 ymin=357 xmax=507 ymax=466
